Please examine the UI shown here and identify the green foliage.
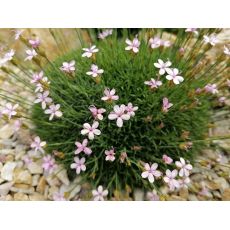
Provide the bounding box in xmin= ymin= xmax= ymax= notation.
xmin=32 ymin=29 xmax=221 ymax=195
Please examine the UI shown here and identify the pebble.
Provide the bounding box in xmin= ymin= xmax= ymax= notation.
xmin=1 ymin=162 xmax=17 ymax=181
xmin=29 ymin=193 xmax=45 ymax=201
xmin=56 ymin=167 xmax=70 ymax=186
xmin=222 ymin=188 xmax=230 ymax=201
xmin=13 ymin=169 xmax=32 ymax=185
xmin=32 ymin=175 xmax=40 ymax=186
xmin=134 ymin=189 xmax=144 ymax=201
xmin=0 ymin=182 xmax=14 ymax=196
xmin=36 ymin=176 xmax=47 ymax=194
xmin=14 ymin=193 xmax=29 ymax=201
xmin=27 ymin=162 xmax=43 ymax=174
xmin=0 ymin=124 xmax=14 ymax=139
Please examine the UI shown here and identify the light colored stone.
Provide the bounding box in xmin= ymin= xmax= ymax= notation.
xmin=0 ymin=149 xmax=15 ymax=155
xmin=168 ymin=195 xmax=186 ymax=201
xmin=27 ymin=162 xmax=43 ymax=174
xmin=56 ymin=167 xmax=70 ymax=186
xmin=29 ymin=193 xmax=46 ymax=201
xmin=0 ymin=162 xmax=17 ymax=181
xmin=46 ymin=175 xmax=61 ymax=187
xmin=222 ymin=188 xmax=230 ymax=201
xmin=179 ymin=188 xmax=189 ymax=199
xmin=48 ymin=186 xmax=59 ymax=200
xmin=10 ymin=184 xmax=35 ymax=194
xmin=13 ymin=169 xmax=32 ymax=185
xmin=213 ymin=191 xmax=221 ymax=199
xmin=213 ymin=177 xmax=229 ymax=191
xmin=36 ymin=176 xmax=46 ymax=194
xmin=134 ymin=189 xmax=144 ymax=201
xmin=0 ymin=124 xmax=14 ymax=139
xmin=188 ymin=194 xmax=198 ymax=201
xmin=32 ymin=175 xmax=40 ymax=186
xmin=0 ymin=182 xmax=14 ymax=196
xmin=14 ymin=193 xmax=29 ymax=201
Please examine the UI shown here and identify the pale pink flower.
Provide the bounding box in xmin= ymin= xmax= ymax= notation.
xmin=154 ymin=59 xmax=172 ymax=75
xmin=166 ymin=68 xmax=184 ymax=85
xmin=31 ymin=71 xmax=44 ymax=84
xmin=204 ymin=84 xmax=218 ymax=94
xmin=34 ymin=77 xmax=50 ymax=93
xmin=185 ymin=28 xmax=199 ymax=35
xmin=60 ymin=60 xmax=75 ymax=73
xmin=75 ymin=139 xmax=92 ymax=155
xmin=179 ymin=177 xmax=190 ymax=188
xmin=45 ymin=104 xmax=63 ymax=121
xmin=82 ymin=45 xmax=99 ymax=58
xmin=86 ymin=64 xmax=104 ymax=77
xmin=89 ymin=105 xmax=106 ymax=121
xmin=81 ymin=121 xmax=101 ymax=140
xmin=53 ymin=192 xmax=66 ymax=201
xmin=70 ymin=157 xmax=86 ymax=174
xmin=105 ymin=148 xmax=116 ymax=162
xmin=101 ymin=88 xmax=119 ymax=102
xmin=203 ymin=34 xmax=218 ymax=46
xmin=29 ymin=38 xmax=40 ymax=48
xmin=1 ymin=49 xmax=15 ymax=65
xmin=218 ymin=96 xmax=226 ymax=104
xmin=108 ymin=104 xmax=130 ymax=128
xmin=92 ymin=185 xmax=108 ymax=201
xmin=14 ymin=29 xmax=23 ymax=40
xmin=149 ymin=37 xmax=161 ymax=49
xmin=125 ymin=103 xmax=138 ymax=117
xmin=175 ymin=157 xmax=193 ymax=177
xmin=146 ymin=190 xmax=160 ymax=201
xmin=141 ymin=163 xmax=161 ymax=183
xmin=224 ymin=45 xmax=230 ymax=56
xmin=163 ymin=169 xmax=180 ymax=191
xmin=98 ymin=29 xmax=113 ymax=39
xmin=125 ymin=37 xmax=140 ymax=53
xmin=13 ymin=119 xmax=22 ymax=132
xmin=161 ymin=40 xmax=171 ymax=47
xmin=144 ymin=78 xmax=162 ymax=89
xmin=25 ymin=49 xmax=37 ymax=61
xmin=42 ymin=155 xmax=57 ymax=174
xmin=30 ymin=136 xmax=46 ymax=154
xmin=2 ymin=103 xmax=18 ymax=119
xmin=162 ymin=97 xmax=173 ymax=113
xmin=34 ymin=91 xmax=53 ymax=109
xmin=22 ymin=155 xmax=33 ymax=165
xmin=162 ymin=154 xmax=173 ymax=164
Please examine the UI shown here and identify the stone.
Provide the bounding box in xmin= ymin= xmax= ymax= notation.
xmin=134 ymin=189 xmax=144 ymax=201
xmin=56 ymin=167 xmax=70 ymax=186
xmin=13 ymin=169 xmax=32 ymax=185
xmin=0 ymin=124 xmax=14 ymax=139
xmin=213 ymin=177 xmax=229 ymax=191
xmin=205 ymin=181 xmax=220 ymax=190
xmin=36 ymin=176 xmax=46 ymax=194
xmin=0 ymin=149 xmax=15 ymax=155
xmin=188 ymin=194 xmax=199 ymax=201
xmin=27 ymin=162 xmax=43 ymax=174
xmin=222 ymin=188 xmax=230 ymax=201
xmin=213 ymin=191 xmax=221 ymax=199
xmin=14 ymin=193 xmax=29 ymax=201
xmin=48 ymin=186 xmax=59 ymax=200
xmin=10 ymin=184 xmax=35 ymax=194
xmin=46 ymin=175 xmax=61 ymax=187
xmin=32 ymin=175 xmax=40 ymax=186
xmin=0 ymin=162 xmax=17 ymax=181
xmin=167 ymin=195 xmax=186 ymax=201
xmin=0 ymin=182 xmax=14 ymax=196
xmin=29 ymin=193 xmax=46 ymax=201
xmin=179 ymin=188 xmax=189 ymax=199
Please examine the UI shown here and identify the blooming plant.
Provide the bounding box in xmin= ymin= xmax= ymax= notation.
xmin=0 ymin=28 xmax=229 ymax=200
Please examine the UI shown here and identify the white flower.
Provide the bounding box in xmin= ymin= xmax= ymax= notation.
xmin=0 ymin=49 xmax=15 ymax=65
xmin=224 ymin=45 xmax=230 ymax=56
xmin=125 ymin=37 xmax=140 ymax=53
xmin=45 ymin=104 xmax=63 ymax=120
xmin=25 ymin=49 xmax=37 ymax=61
xmin=105 ymin=148 xmax=116 ymax=162
xmin=144 ymin=78 xmax=162 ymax=89
xmin=34 ymin=91 xmax=53 ymax=109
xmin=70 ymin=157 xmax=86 ymax=174
xmin=185 ymin=28 xmax=199 ymax=35
xmin=82 ymin=45 xmax=99 ymax=58
xmin=34 ymin=77 xmax=50 ymax=93
xmin=60 ymin=60 xmax=75 ymax=73
xmin=2 ymin=103 xmax=18 ymax=120
xmin=166 ymin=68 xmax=184 ymax=85
xmin=163 ymin=169 xmax=180 ymax=191
xmin=14 ymin=30 xmax=24 ymax=40
xmin=30 ymin=136 xmax=46 ymax=154
xmin=98 ymin=29 xmax=113 ymax=39
xmin=81 ymin=121 xmax=101 ymax=140
xmin=86 ymin=64 xmax=104 ymax=78
xmin=154 ymin=59 xmax=172 ymax=75
xmin=125 ymin=103 xmax=138 ymax=117
xmin=92 ymin=185 xmax=108 ymax=201
xmin=108 ymin=105 xmax=130 ymax=128
xmin=175 ymin=157 xmax=193 ymax=177
xmin=203 ymin=34 xmax=218 ymax=46
xmin=101 ymin=88 xmax=119 ymax=102
xmin=141 ymin=163 xmax=161 ymax=183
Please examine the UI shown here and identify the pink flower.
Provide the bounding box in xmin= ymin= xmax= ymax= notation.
xmin=144 ymin=78 xmax=162 ymax=89
xmin=53 ymin=192 xmax=66 ymax=201
xmin=81 ymin=121 xmax=101 ymax=140
xmin=30 ymin=136 xmax=46 ymax=154
xmin=101 ymin=88 xmax=119 ymax=102
xmin=75 ymin=139 xmax=92 ymax=155
xmin=162 ymin=97 xmax=173 ymax=113
xmin=29 ymin=38 xmax=40 ymax=48
xmin=185 ymin=28 xmax=199 ymax=35
xmin=204 ymin=84 xmax=218 ymax=94
xmin=13 ymin=119 xmax=22 ymax=132
xmin=25 ymin=49 xmax=37 ymax=61
xmin=82 ymin=45 xmax=99 ymax=58
xmin=2 ymin=103 xmax=18 ymax=119
xmin=218 ymin=96 xmax=226 ymax=104
xmin=178 ymin=177 xmax=190 ymax=188
xmin=34 ymin=77 xmax=50 ymax=93
xmin=31 ymin=71 xmax=44 ymax=84
xmin=92 ymin=185 xmax=108 ymax=201
xmin=105 ymin=148 xmax=116 ymax=162
xmin=60 ymin=60 xmax=75 ymax=73
xmin=86 ymin=64 xmax=104 ymax=77
xmin=108 ymin=105 xmax=130 ymax=128
xmin=89 ymin=105 xmax=106 ymax=121
xmin=14 ymin=30 xmax=23 ymax=40
xmin=163 ymin=169 xmax=180 ymax=191
xmin=224 ymin=45 xmax=230 ymax=56
xmin=45 ymin=104 xmax=63 ymax=120
xmin=125 ymin=37 xmax=140 ymax=53
xmin=166 ymin=68 xmax=184 ymax=85
xmin=1 ymin=49 xmax=15 ymax=65
xmin=175 ymin=157 xmax=193 ymax=177
xmin=141 ymin=163 xmax=161 ymax=183
xmin=149 ymin=37 xmax=161 ymax=49
xmin=70 ymin=157 xmax=86 ymax=174
xmin=203 ymin=34 xmax=218 ymax=46
xmin=146 ymin=190 xmax=160 ymax=201
xmin=162 ymin=154 xmax=173 ymax=164
xmin=42 ymin=155 xmax=57 ymax=174
xmin=98 ymin=29 xmax=113 ymax=39
xmin=34 ymin=91 xmax=53 ymax=109
xmin=125 ymin=103 xmax=138 ymax=117
xmin=22 ymin=155 xmax=33 ymax=165
xmin=154 ymin=59 xmax=172 ymax=75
